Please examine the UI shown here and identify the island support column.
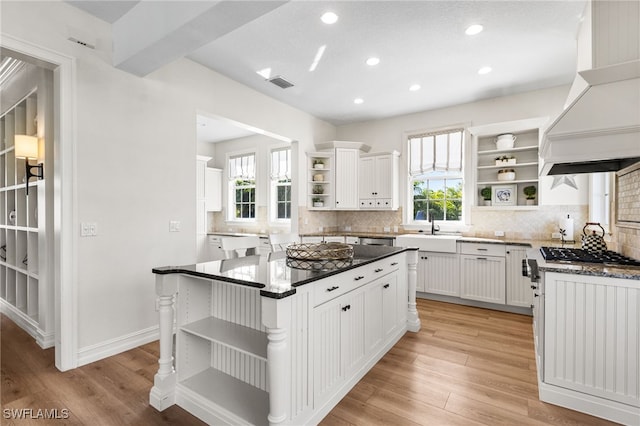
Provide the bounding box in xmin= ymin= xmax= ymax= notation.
xmin=262 ymin=296 xmax=292 ymax=426
xmin=149 ymin=274 xmax=178 ymax=411
xmin=406 ymin=249 xmax=421 ymax=332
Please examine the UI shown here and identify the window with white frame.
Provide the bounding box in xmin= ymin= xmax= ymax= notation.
xmin=409 ymin=129 xmax=464 ymax=223
xmin=271 ymin=147 xmax=291 ymax=221
xmin=228 ymin=153 xmax=256 ymax=220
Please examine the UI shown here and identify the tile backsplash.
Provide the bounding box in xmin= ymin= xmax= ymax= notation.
xmin=614 ymin=164 xmax=640 ymax=259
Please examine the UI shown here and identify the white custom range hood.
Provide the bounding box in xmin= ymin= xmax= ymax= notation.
xmin=540 ymin=60 xmax=640 ymax=175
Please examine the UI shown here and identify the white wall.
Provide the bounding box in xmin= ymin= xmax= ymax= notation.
xmin=335 ymin=85 xmax=589 ymax=222
xmin=1 ymin=1 xmax=335 ymax=359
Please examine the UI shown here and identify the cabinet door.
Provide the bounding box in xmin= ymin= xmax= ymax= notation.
xmin=313 ymin=300 xmax=342 ymax=408
xmin=335 ymin=148 xmax=359 ymax=209
xmin=359 ymin=157 xmax=376 ymax=200
xmin=364 ymin=281 xmax=383 ymax=352
xmin=381 ymin=274 xmax=398 ymax=339
xmin=460 ymin=255 xmax=506 ymax=304
xmin=313 ymin=288 xmax=365 ymax=408
xmin=421 ymin=252 xmax=460 ymax=297
xmin=505 ymin=246 xmax=533 ymax=307
xmin=205 ymin=168 xmax=222 ymax=212
xmin=375 ymin=155 xmax=393 ymax=199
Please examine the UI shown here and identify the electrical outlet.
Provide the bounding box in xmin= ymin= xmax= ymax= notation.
xmin=345 ymin=226 xmax=352 ymax=231
xmin=552 ymin=232 xmax=562 ymax=239
xmin=383 ymin=226 xmax=391 ymax=232
xmin=169 ymin=220 xmax=181 ymax=232
xmin=494 ymin=230 xmax=505 ymax=237
xmin=318 ymin=226 xmax=324 ymax=232
xmin=81 ymin=222 xmax=97 ymax=237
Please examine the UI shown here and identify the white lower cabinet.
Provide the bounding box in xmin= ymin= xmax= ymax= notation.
xmin=460 ymin=255 xmax=506 ymax=304
xmin=539 ymin=272 xmax=640 ymax=424
xmin=417 ymin=251 xmax=460 ymax=295
xmin=313 ymin=287 xmax=366 ymax=409
xmin=505 ymin=245 xmax=533 ymax=307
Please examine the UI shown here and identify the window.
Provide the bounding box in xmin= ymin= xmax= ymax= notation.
xmin=409 ymin=129 xmax=464 ymax=223
xmin=271 ymin=148 xmax=291 ymax=221
xmin=229 ymin=153 xmax=256 ymax=220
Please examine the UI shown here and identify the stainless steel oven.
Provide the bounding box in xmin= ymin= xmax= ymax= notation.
xmin=359 ymin=237 xmax=395 ymax=246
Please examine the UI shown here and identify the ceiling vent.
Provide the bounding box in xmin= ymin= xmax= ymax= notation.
xmin=268 ymin=75 xmax=294 ymax=89
xmin=68 ymin=37 xmax=95 ymax=50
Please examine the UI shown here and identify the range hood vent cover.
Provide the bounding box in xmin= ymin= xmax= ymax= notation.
xmin=268 ymin=75 xmax=294 ymax=89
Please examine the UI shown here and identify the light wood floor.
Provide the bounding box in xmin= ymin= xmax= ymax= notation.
xmin=1 ymin=300 xmax=617 ymax=425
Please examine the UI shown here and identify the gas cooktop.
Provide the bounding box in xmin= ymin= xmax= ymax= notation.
xmin=540 ymin=247 xmax=640 ymax=267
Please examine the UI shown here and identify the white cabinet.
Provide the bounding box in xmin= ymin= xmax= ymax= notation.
xmin=460 ymin=242 xmax=506 ymax=304
xmin=205 ymin=168 xmax=222 ymax=212
xmin=505 ymin=245 xmax=533 ymax=307
xmin=359 ymin=152 xmax=399 ymax=210
xmin=541 ymin=272 xmax=640 ymax=423
xmin=469 ymin=118 xmax=547 ymax=208
xmin=417 ymin=251 xmax=460 ymax=296
xmin=196 ymin=156 xmax=211 ymax=263
xmin=334 ymin=148 xmax=359 ymax=209
xmin=313 ymin=285 xmax=366 ymax=408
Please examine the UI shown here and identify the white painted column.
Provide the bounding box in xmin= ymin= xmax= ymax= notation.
xmin=262 ymin=295 xmax=292 ymax=425
xmin=406 ymin=249 xmax=421 ymax=332
xmin=149 ymin=274 xmax=178 ymax=411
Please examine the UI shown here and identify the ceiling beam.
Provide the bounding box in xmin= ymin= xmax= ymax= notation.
xmin=113 ymin=1 xmax=287 ymax=76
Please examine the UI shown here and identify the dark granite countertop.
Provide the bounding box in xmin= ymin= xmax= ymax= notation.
xmin=527 ymin=247 xmax=640 ymax=281
xmin=153 ymin=245 xmax=415 ymax=298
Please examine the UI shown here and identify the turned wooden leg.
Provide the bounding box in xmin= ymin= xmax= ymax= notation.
xmin=150 ymin=274 xmax=178 ymax=411
xmin=406 ymin=250 xmax=421 ymax=332
xmin=262 ymin=297 xmax=291 ymax=425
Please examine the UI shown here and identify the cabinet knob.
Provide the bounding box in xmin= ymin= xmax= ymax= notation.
xmin=390 ymin=262 xmax=398 ymax=266
xmin=354 ymin=276 xmax=365 ymax=281
xmin=506 ymin=251 xmax=510 ymax=254
xmin=326 ymin=286 xmax=339 ymax=292
xmin=374 ymin=268 xmax=383 ymax=273
xmin=534 ymin=293 xmax=539 ymax=297
xmin=341 ymin=305 xmax=351 ymax=312
xmin=530 ymin=304 xmax=534 ymax=309
xmin=530 ymin=285 xmax=537 ymax=290
xmin=383 ymin=284 xmax=390 ymax=289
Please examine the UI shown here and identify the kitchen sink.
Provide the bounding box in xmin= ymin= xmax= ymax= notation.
xmin=395 ymin=234 xmax=461 ymax=253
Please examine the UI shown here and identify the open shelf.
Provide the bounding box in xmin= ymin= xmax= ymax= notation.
xmin=181 ymin=316 xmax=268 ymax=361
xmin=179 ymin=368 xmax=269 ymax=425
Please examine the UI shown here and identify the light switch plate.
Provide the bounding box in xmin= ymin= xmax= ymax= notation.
xmin=81 ymin=222 xmax=97 ymax=237
xmin=494 ymin=230 xmax=504 ymax=237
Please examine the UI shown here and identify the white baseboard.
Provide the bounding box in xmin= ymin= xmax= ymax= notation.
xmin=77 ymin=325 xmax=159 ymax=366
xmin=539 ymin=381 xmax=640 ymax=425
xmin=0 ymin=299 xmax=54 ymax=348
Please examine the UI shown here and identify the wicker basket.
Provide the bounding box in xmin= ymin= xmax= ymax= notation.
xmin=286 ymin=242 xmax=354 ymax=271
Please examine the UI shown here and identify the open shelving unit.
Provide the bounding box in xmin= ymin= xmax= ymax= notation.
xmin=0 ymin=86 xmax=52 ymax=348
xmin=470 ymin=118 xmax=547 ymax=209
xmin=306 ymin=152 xmax=334 ymax=210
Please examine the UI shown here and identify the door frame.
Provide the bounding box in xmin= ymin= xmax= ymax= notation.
xmin=1 ymin=33 xmax=78 ymax=370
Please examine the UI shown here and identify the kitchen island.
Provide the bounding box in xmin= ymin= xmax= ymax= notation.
xmin=527 ymin=248 xmax=640 ymax=425
xmin=149 ymin=245 xmax=420 ymax=425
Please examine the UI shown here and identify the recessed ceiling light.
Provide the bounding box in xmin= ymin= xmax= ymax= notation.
xmin=366 ymin=57 xmax=380 ymax=66
xmin=409 ymin=84 xmax=421 ymax=92
xmin=354 ymin=98 xmax=364 ymax=104
xmin=321 ymin=12 xmax=338 ymax=24
xmin=478 ymin=66 xmax=492 ymax=75
xmin=465 ymin=24 xmax=483 ymax=35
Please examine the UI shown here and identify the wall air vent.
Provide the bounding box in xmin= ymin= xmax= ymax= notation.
xmin=268 ymin=75 xmax=294 ymax=89
xmin=67 ymin=37 xmax=96 ymax=50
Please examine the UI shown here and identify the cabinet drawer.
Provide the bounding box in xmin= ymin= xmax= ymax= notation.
xmin=313 ymin=257 xmax=401 ymax=306
xmin=459 ymin=242 xmax=505 ymax=257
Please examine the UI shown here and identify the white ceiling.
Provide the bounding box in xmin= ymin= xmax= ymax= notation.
xmin=68 ymin=0 xmax=587 ymax=129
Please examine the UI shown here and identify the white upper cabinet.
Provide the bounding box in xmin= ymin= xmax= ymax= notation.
xmin=334 ymin=148 xmax=359 ymax=209
xmin=205 ymin=168 xmax=222 ymax=212
xmin=359 ymin=152 xmax=399 ymax=210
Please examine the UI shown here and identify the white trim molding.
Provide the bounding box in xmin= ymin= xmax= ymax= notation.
xmin=77 ymin=325 xmax=160 ymax=367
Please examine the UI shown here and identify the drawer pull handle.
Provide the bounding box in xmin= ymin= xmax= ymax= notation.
xmin=530 ymin=285 xmax=537 ymax=290
xmin=342 ymin=305 xmax=351 ymax=312
xmin=354 ymin=276 xmax=365 ymax=281
xmin=477 ymin=248 xmax=488 ymax=251
xmin=374 ymin=268 xmax=383 ymax=273
xmin=534 ymin=293 xmax=539 ymax=297
xmin=476 ymin=257 xmax=487 ymax=260
xmin=326 ymin=286 xmax=339 ymax=292
xmin=390 ymin=262 xmax=398 ymax=266
xmin=383 ymin=284 xmax=390 ymax=289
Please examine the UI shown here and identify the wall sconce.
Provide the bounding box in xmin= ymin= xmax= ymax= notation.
xmin=14 ymin=135 xmax=43 ymax=195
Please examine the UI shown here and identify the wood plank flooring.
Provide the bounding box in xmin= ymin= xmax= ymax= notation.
xmin=1 ymin=299 xmax=617 ymax=425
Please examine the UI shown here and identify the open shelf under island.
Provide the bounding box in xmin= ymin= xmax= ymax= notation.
xmin=149 ymin=245 xmax=420 ymax=425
